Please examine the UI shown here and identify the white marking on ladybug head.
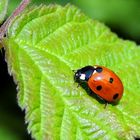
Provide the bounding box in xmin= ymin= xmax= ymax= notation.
xmin=80 ymin=74 xmax=86 ymax=80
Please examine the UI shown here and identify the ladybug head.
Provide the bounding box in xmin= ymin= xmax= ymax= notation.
xmin=74 ymin=70 xmax=86 ymax=83
xmin=74 ymin=66 xmax=95 ymax=83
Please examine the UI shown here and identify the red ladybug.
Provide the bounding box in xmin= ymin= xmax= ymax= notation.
xmin=74 ymin=65 xmax=124 ymax=103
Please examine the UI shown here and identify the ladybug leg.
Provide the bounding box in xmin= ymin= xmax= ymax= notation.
xmin=88 ymin=88 xmax=93 ymax=95
xmin=76 ymin=82 xmax=83 ymax=88
xmin=104 ymin=102 xmax=108 ymax=109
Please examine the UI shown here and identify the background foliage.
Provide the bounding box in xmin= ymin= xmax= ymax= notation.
xmin=0 ymin=0 xmax=140 ymax=140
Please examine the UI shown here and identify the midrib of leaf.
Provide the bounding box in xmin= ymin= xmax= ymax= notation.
xmin=4 ymin=4 xmax=140 ymax=140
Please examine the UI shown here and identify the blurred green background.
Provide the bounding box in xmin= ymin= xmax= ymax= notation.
xmin=0 ymin=0 xmax=140 ymax=140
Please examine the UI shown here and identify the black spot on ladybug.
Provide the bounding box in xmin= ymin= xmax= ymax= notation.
xmin=96 ymin=85 xmax=102 ymax=90
xmin=113 ymin=93 xmax=119 ymax=100
xmin=96 ymin=67 xmax=103 ymax=73
xmin=109 ymin=77 xmax=113 ymax=83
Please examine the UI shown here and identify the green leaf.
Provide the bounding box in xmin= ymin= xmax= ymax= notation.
xmin=3 ymin=4 xmax=140 ymax=140
xmin=0 ymin=0 xmax=8 ymax=24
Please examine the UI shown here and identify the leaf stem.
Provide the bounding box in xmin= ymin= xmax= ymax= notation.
xmin=0 ymin=0 xmax=31 ymax=40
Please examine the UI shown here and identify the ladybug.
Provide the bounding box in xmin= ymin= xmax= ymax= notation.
xmin=74 ymin=65 xmax=124 ymax=103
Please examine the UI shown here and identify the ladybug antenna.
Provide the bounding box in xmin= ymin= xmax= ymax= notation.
xmin=72 ymin=70 xmax=77 ymax=73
